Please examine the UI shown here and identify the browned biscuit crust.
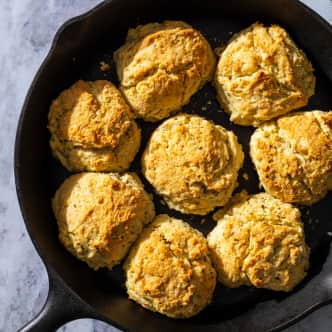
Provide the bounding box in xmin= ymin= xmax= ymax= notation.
xmin=52 ymin=172 xmax=155 ymax=270
xmin=208 ymin=193 xmax=310 ymax=291
xmin=215 ymin=23 xmax=315 ymax=126
xmin=114 ymin=21 xmax=216 ymax=121
xmin=250 ymin=111 xmax=332 ymax=204
xmin=124 ymin=214 xmax=216 ymax=318
xmin=141 ymin=114 xmax=244 ymax=215
xmin=48 ymin=80 xmax=141 ymax=172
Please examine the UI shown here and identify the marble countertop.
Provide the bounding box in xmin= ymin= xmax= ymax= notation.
xmin=0 ymin=1 xmax=331 ymax=331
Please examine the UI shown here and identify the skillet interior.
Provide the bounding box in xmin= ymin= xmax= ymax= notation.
xmin=15 ymin=0 xmax=332 ymax=331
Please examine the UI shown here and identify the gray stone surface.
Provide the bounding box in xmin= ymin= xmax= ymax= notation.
xmin=0 ymin=1 xmax=331 ymax=331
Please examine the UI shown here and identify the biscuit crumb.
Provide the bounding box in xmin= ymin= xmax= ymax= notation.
xmin=242 ymin=173 xmax=249 ymax=181
xmin=52 ymin=172 xmax=155 ymax=270
xmin=214 ymin=45 xmax=225 ymax=56
xmin=100 ymin=61 xmax=111 ymax=72
xmin=201 ymin=106 xmax=207 ymax=111
xmin=200 ymin=218 xmax=206 ymax=224
xmin=124 ymin=214 xmax=216 ymax=318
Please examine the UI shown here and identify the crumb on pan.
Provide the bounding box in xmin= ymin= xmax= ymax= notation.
xmin=99 ymin=61 xmax=111 ymax=72
xmin=214 ymin=45 xmax=225 ymax=56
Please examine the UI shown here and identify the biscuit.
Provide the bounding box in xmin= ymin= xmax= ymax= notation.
xmin=48 ymin=80 xmax=141 ymax=172
xmin=124 ymin=214 xmax=216 ymax=318
xmin=114 ymin=21 xmax=216 ymax=122
xmin=214 ymin=22 xmax=315 ymax=126
xmin=52 ymin=172 xmax=155 ymax=270
xmin=208 ymin=192 xmax=310 ymax=292
xmin=141 ymin=114 xmax=244 ymax=215
xmin=250 ymin=111 xmax=332 ymax=205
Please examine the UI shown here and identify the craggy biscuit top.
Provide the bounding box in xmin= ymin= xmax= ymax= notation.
xmin=48 ymin=80 xmax=134 ymax=148
xmin=124 ymin=214 xmax=216 ymax=318
xmin=52 ymin=172 xmax=155 ymax=270
xmin=48 ymin=80 xmax=141 ymax=172
xmin=141 ymin=114 xmax=244 ymax=215
xmin=215 ymin=22 xmax=315 ymax=126
xmin=208 ymin=192 xmax=310 ymax=292
xmin=114 ymin=21 xmax=216 ymax=121
xmin=250 ymin=111 xmax=332 ymax=205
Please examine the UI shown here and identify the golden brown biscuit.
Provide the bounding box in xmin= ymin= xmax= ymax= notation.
xmin=214 ymin=22 xmax=315 ymax=126
xmin=208 ymin=192 xmax=310 ymax=292
xmin=114 ymin=21 xmax=216 ymax=122
xmin=48 ymin=80 xmax=141 ymax=172
xmin=124 ymin=214 xmax=216 ymax=318
xmin=141 ymin=114 xmax=244 ymax=215
xmin=52 ymin=172 xmax=155 ymax=270
xmin=250 ymin=111 xmax=332 ymax=205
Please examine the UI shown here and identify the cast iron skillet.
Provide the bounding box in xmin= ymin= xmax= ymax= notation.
xmin=15 ymin=0 xmax=332 ymax=331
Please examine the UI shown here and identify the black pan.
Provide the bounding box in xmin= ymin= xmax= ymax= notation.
xmin=14 ymin=0 xmax=332 ymax=331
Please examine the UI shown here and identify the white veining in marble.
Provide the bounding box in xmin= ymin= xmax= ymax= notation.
xmin=0 ymin=1 xmax=331 ymax=331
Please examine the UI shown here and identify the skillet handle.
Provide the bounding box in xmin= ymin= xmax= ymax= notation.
xmin=17 ymin=267 xmax=97 ymax=332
